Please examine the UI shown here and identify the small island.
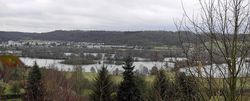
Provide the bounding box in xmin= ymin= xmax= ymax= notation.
xmin=61 ymin=58 xmax=97 ymax=65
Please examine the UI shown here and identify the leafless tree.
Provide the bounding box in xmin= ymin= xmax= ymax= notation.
xmin=43 ymin=67 xmax=86 ymax=101
xmin=176 ymin=0 xmax=250 ymax=100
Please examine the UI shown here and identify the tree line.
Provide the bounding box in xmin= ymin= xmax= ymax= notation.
xmin=13 ymin=56 xmax=199 ymax=101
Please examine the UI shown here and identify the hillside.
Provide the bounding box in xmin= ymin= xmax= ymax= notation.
xmin=0 ymin=30 xmax=196 ymax=46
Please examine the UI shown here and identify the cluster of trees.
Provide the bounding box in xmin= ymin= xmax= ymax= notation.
xmin=0 ymin=56 xmax=199 ymax=101
xmin=1 ymin=63 xmax=87 ymax=100
xmin=0 ymin=61 xmax=88 ymax=100
xmin=6 ymin=45 xmax=250 ymax=101
xmin=25 ymin=63 xmax=44 ymax=101
xmin=1 ymin=54 xmax=250 ymax=101
xmin=90 ymin=56 xmax=200 ymax=101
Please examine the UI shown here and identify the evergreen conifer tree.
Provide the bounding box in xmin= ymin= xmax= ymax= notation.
xmin=91 ymin=65 xmax=114 ymax=101
xmin=26 ymin=62 xmax=44 ymax=101
xmin=117 ymin=56 xmax=141 ymax=101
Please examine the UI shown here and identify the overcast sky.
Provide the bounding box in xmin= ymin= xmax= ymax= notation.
xmin=0 ymin=0 xmax=199 ymax=32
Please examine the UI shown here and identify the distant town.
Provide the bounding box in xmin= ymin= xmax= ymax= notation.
xmin=0 ymin=40 xmax=139 ymax=49
xmin=0 ymin=40 xmax=141 ymax=57
xmin=0 ymin=39 xmax=185 ymax=60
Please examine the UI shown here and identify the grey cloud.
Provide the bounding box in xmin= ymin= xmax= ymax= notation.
xmin=0 ymin=0 xmax=198 ymax=32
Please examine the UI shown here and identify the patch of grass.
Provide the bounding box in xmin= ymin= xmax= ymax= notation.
xmin=210 ymin=96 xmax=250 ymax=101
xmin=7 ymin=99 xmax=22 ymax=101
xmin=83 ymin=89 xmax=93 ymax=97
xmin=111 ymin=75 xmax=123 ymax=85
xmin=145 ymin=75 xmax=155 ymax=84
xmin=83 ymin=72 xmax=96 ymax=82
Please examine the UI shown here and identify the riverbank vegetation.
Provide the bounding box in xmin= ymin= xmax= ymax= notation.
xmin=61 ymin=58 xmax=97 ymax=65
xmin=1 ymin=55 xmax=250 ymax=100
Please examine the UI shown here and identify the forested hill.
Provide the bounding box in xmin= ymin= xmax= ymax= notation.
xmin=0 ymin=30 xmax=196 ymax=46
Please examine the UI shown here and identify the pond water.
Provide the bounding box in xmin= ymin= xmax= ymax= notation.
xmin=180 ymin=59 xmax=250 ymax=78
xmin=20 ymin=57 xmax=181 ymax=72
xmin=19 ymin=57 xmax=250 ymax=77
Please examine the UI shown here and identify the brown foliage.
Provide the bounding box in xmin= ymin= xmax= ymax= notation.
xmin=42 ymin=68 xmax=86 ymax=101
